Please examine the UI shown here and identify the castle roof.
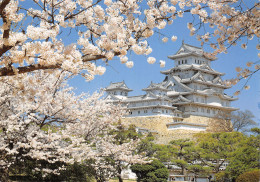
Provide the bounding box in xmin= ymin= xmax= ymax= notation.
xmin=142 ymin=81 xmax=169 ymax=91
xmin=167 ymin=89 xmax=237 ymax=101
xmin=168 ymin=42 xmax=216 ymax=61
xmin=161 ymin=64 xmax=224 ymax=76
xmin=172 ymin=101 xmax=239 ymax=111
xmin=105 ymin=81 xmax=133 ymax=91
xmin=181 ymin=72 xmax=230 ymax=88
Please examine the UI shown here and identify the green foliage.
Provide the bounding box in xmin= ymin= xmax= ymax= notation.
xmin=169 ymin=139 xmax=199 ymax=175
xmin=250 ymin=127 xmax=260 ymax=135
xmin=110 ymin=123 xmax=140 ymax=145
xmin=215 ymin=171 xmax=230 ymax=182
xmin=236 ymin=170 xmax=260 ymax=182
xmin=195 ymin=132 xmax=245 ymax=172
xmin=196 ymin=132 xmax=260 ymax=180
xmin=225 ymin=133 xmax=260 ymax=180
xmin=136 ymin=132 xmax=157 ymax=157
xmin=134 ymin=131 xmax=259 ymax=182
xmin=58 ymin=162 xmax=96 ymax=182
xmin=9 ymin=159 xmax=95 ymax=182
xmin=152 ymin=144 xmax=175 ymax=163
xmin=130 ymin=160 xmax=168 ymax=182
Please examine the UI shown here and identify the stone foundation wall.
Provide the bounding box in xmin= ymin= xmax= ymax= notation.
xmin=182 ymin=115 xmax=210 ymax=125
xmin=122 ymin=115 xmax=210 ymax=144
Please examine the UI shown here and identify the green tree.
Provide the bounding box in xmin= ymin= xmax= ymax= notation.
xmin=136 ymin=132 xmax=157 ymax=157
xmin=225 ymin=132 xmax=260 ymax=180
xmin=195 ymin=132 xmax=245 ymax=173
xmin=196 ymin=131 xmax=260 ymax=181
xmin=169 ymin=139 xmax=198 ymax=177
xmin=130 ymin=159 xmax=168 ymax=182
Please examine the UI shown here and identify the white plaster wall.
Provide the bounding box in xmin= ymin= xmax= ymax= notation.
xmin=207 ymin=96 xmax=221 ymax=105
xmin=128 ymin=108 xmax=175 ymax=117
xmin=167 ymin=124 xmax=206 ymax=131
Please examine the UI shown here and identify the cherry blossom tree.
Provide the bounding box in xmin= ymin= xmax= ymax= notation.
xmin=0 ymin=70 xmax=144 ymax=181
xmin=0 ymin=0 xmax=258 ymax=81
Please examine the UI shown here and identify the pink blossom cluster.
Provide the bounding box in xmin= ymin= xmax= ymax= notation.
xmin=0 ymin=70 xmax=144 ymax=179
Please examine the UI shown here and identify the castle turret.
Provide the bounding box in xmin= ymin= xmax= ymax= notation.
xmin=168 ymin=41 xmax=216 ymax=67
xmin=105 ymin=81 xmax=132 ymax=96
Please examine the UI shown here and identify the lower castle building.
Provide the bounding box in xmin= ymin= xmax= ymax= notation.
xmin=105 ymin=42 xmax=238 ymax=143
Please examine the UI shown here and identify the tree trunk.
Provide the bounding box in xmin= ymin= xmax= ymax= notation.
xmin=117 ymin=166 xmax=123 ymax=182
xmin=0 ymin=168 xmax=10 ymax=182
xmin=182 ymin=167 xmax=188 ymax=181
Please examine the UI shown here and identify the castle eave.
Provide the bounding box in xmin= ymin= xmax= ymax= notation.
xmin=173 ymin=102 xmax=238 ymax=111
xmin=127 ymin=105 xmax=177 ymax=110
xmin=181 ymin=80 xmax=230 ymax=88
xmin=168 ymin=52 xmax=216 ymax=61
xmin=105 ymin=88 xmax=133 ymax=92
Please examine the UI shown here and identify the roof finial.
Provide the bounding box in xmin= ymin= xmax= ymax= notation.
xmin=182 ymin=39 xmax=185 ymax=45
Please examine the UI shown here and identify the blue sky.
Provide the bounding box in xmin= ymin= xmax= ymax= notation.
xmin=68 ymin=13 xmax=259 ymax=124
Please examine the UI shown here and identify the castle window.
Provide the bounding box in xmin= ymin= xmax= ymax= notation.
xmin=166 ymin=110 xmax=168 ymax=113
xmin=185 ymin=60 xmax=187 ymax=64
xmin=138 ymin=111 xmax=140 ymax=114
xmin=182 ymin=60 xmax=184 ymax=64
xmin=213 ymin=110 xmax=216 ymax=114
xmin=207 ymin=109 xmax=210 ymax=113
xmin=125 ymin=92 xmax=127 ymax=96
xmin=120 ymin=91 xmax=123 ymax=95
xmin=129 ymin=111 xmax=132 ymax=115
xmin=114 ymin=91 xmax=116 ymax=95
xmin=178 ymin=61 xmax=180 ymax=65
xmin=162 ymin=110 xmax=164 ymax=113
xmin=144 ymin=110 xmax=148 ymax=113
xmin=201 ymin=108 xmax=204 ymax=112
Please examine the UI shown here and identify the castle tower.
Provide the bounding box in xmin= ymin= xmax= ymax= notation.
xmin=104 ymin=43 xmax=238 ymax=142
xmin=161 ymin=42 xmax=238 ymax=118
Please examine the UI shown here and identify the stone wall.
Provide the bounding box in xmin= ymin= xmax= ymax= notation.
xmin=122 ymin=115 xmax=210 ymax=144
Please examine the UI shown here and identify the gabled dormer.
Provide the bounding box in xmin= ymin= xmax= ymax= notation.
xmin=142 ymin=81 xmax=169 ymax=96
xmin=191 ymin=72 xmax=206 ymax=82
xmin=212 ymin=76 xmax=223 ymax=85
xmin=105 ymin=81 xmax=132 ymax=96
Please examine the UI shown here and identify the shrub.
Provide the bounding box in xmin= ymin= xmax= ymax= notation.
xmin=130 ymin=160 xmax=168 ymax=182
xmin=236 ymin=170 xmax=260 ymax=182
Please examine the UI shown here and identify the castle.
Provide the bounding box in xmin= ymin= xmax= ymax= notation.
xmin=105 ymin=42 xmax=238 ymax=142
